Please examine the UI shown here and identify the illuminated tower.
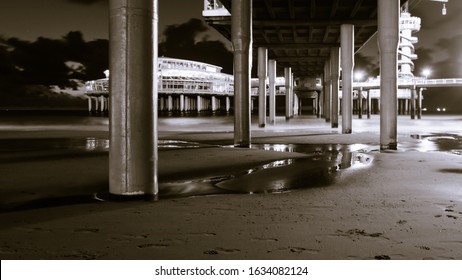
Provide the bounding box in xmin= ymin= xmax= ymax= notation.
xmin=398 ymin=7 xmax=421 ymax=78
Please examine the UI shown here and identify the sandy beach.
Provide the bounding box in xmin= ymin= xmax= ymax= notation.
xmin=0 ymin=114 xmax=461 ymax=259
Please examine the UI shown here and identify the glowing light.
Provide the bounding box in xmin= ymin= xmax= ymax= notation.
xmin=422 ymin=68 xmax=431 ymax=79
xmin=354 ymin=71 xmax=365 ymax=82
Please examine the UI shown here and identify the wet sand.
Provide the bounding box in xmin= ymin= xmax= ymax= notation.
xmin=0 ymin=114 xmax=461 ymax=259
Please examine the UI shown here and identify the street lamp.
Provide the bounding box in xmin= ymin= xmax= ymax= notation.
xmin=429 ymin=0 xmax=449 ymax=15
xmin=354 ymin=71 xmax=364 ymax=83
xmin=422 ymin=68 xmax=431 ymax=80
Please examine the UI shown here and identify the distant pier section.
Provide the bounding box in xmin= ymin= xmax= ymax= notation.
xmin=85 ymin=57 xmax=299 ymax=114
xmin=85 ymin=57 xmax=234 ymax=113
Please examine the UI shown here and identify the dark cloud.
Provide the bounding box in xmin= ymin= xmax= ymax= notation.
xmin=159 ymin=18 xmax=233 ymax=74
xmin=0 ymin=32 xmax=108 ymax=108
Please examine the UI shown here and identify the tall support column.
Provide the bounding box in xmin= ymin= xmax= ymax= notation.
xmin=258 ymin=47 xmax=268 ymax=127
xmin=87 ymin=96 xmax=93 ymax=112
xmin=284 ymin=67 xmax=292 ymax=120
xmin=358 ymin=89 xmax=363 ymax=119
xmin=317 ymin=92 xmax=322 ymax=118
xmin=330 ymin=47 xmax=340 ymax=128
xmin=417 ymin=88 xmax=423 ymax=119
xmin=167 ymin=95 xmax=173 ymax=111
xmin=290 ymin=73 xmax=295 ymax=117
xmin=211 ymin=96 xmax=217 ymax=111
xmin=268 ymin=59 xmax=276 ymax=124
xmin=197 ymin=95 xmax=202 ymax=112
xmin=231 ymin=0 xmax=252 ymax=147
xmin=226 ymin=96 xmax=231 ymax=112
xmin=180 ymin=94 xmax=185 ymax=111
xmin=109 ymin=0 xmax=158 ymax=196
xmin=366 ymin=90 xmax=371 ymax=118
xmin=93 ymin=96 xmax=99 ymax=111
xmin=341 ymin=24 xmax=354 ymax=134
xmin=378 ymin=0 xmax=399 ymax=150
xmin=293 ymin=94 xmax=299 ymax=116
xmin=410 ymin=87 xmax=416 ymax=119
xmin=324 ymin=60 xmax=331 ymax=122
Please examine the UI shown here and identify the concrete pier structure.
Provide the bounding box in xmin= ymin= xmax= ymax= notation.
xmin=268 ymin=59 xmax=276 ymax=125
xmin=378 ymin=0 xmax=399 ymax=150
xmin=231 ymin=0 xmax=252 ymax=147
xmin=324 ymin=60 xmax=331 ymax=123
xmin=330 ymin=47 xmax=340 ymax=128
xmin=108 ymin=0 xmax=158 ymax=196
xmin=284 ymin=67 xmax=292 ymax=120
xmin=258 ymin=47 xmax=267 ymax=128
xmin=341 ymin=24 xmax=354 ymax=134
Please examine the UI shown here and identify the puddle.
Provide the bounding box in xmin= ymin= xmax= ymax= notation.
xmin=408 ymin=134 xmax=462 ymax=155
xmin=159 ymin=143 xmax=374 ymax=198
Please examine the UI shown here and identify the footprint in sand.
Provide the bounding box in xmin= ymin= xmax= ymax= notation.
xmin=137 ymin=243 xmax=169 ymax=249
xmin=203 ymin=247 xmax=240 ymax=255
xmin=109 ymin=234 xmax=148 ymax=242
xmin=251 ymin=237 xmax=279 ymax=242
xmin=74 ymin=228 xmax=100 ymax=233
xmin=188 ymin=232 xmax=217 ymax=237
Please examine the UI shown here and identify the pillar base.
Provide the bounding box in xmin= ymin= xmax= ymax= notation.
xmin=380 ymin=143 xmax=398 ymax=150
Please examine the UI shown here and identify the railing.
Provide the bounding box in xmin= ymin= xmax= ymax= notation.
xmin=353 ymin=78 xmax=462 ymax=89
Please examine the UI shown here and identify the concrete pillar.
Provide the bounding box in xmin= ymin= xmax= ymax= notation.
xmin=197 ymin=95 xmax=202 ymax=112
xmin=378 ymin=0 xmax=399 ymax=150
xmin=226 ymin=96 xmax=231 ymax=112
xmin=167 ymin=95 xmax=173 ymax=111
xmin=366 ymin=91 xmax=371 ymax=118
xmin=417 ymin=88 xmax=423 ymax=119
xmin=268 ymin=59 xmax=276 ymax=124
xmin=109 ymin=0 xmax=158 ymax=196
xmin=341 ymin=24 xmax=354 ymax=134
xmin=290 ymin=73 xmax=295 ymax=117
xmin=410 ymin=87 xmax=416 ymax=119
xmin=284 ymin=67 xmax=292 ymax=120
xmin=180 ymin=94 xmax=185 ymax=111
xmin=358 ymin=88 xmax=363 ymax=119
xmin=211 ymin=96 xmax=217 ymax=111
xmin=317 ymin=92 xmax=322 ymax=118
xmin=231 ymin=0 xmax=252 ymax=147
xmin=93 ymin=96 xmax=99 ymax=111
xmin=330 ymin=47 xmax=340 ymax=128
xmin=258 ymin=47 xmax=268 ymax=127
xmin=87 ymin=96 xmax=92 ymax=112
xmin=324 ymin=60 xmax=331 ymax=122
xmin=101 ymin=96 xmax=105 ymax=112
xmin=293 ymin=94 xmax=299 ymax=116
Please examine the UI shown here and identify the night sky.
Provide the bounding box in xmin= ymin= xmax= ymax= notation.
xmin=0 ymin=0 xmax=461 ymax=112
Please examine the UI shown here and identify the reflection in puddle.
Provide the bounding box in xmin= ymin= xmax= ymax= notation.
xmin=159 ymin=143 xmax=374 ymax=198
xmin=409 ymin=134 xmax=462 ymax=155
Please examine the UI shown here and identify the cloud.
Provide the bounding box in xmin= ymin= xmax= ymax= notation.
xmin=159 ymin=18 xmax=233 ymax=74
xmin=0 ymin=32 xmax=108 ymax=108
